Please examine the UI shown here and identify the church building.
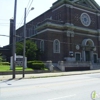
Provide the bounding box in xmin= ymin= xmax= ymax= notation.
xmin=15 ymin=0 xmax=100 ymax=65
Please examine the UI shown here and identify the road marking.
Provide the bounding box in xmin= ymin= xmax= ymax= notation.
xmin=48 ymin=94 xmax=76 ymax=100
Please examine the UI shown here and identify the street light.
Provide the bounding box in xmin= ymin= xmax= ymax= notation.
xmin=23 ymin=7 xmax=34 ymax=78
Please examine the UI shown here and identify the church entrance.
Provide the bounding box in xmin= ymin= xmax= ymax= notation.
xmin=82 ymin=39 xmax=95 ymax=62
xmin=93 ymin=54 xmax=97 ymax=63
xmin=85 ymin=51 xmax=90 ymax=61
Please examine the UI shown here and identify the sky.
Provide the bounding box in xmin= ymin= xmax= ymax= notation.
xmin=0 ymin=0 xmax=100 ymax=47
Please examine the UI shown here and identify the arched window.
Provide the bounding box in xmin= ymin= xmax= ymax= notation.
xmin=40 ymin=40 xmax=44 ymax=51
xmin=53 ymin=39 xmax=60 ymax=53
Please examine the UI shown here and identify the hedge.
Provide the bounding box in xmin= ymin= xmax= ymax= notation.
xmin=31 ymin=61 xmax=43 ymax=63
xmin=0 ymin=62 xmax=10 ymax=65
xmin=27 ymin=61 xmax=43 ymax=68
xmin=32 ymin=63 xmax=45 ymax=70
xmin=27 ymin=61 xmax=34 ymax=68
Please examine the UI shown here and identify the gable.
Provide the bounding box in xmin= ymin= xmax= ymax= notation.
xmin=70 ymin=0 xmax=100 ymax=11
xmin=52 ymin=0 xmax=100 ymax=12
xmin=75 ymin=0 xmax=94 ymax=9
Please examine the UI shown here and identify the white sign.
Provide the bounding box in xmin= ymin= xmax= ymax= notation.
xmin=10 ymin=55 xmax=27 ymax=70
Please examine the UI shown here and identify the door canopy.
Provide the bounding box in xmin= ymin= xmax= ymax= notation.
xmin=82 ymin=39 xmax=94 ymax=47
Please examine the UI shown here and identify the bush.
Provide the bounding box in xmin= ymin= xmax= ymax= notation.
xmin=27 ymin=61 xmax=43 ymax=68
xmin=32 ymin=61 xmax=43 ymax=63
xmin=0 ymin=62 xmax=10 ymax=65
xmin=27 ymin=61 xmax=45 ymax=70
xmin=27 ymin=61 xmax=34 ymax=68
xmin=32 ymin=63 xmax=45 ymax=70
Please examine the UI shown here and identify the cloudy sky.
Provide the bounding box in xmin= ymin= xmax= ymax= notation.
xmin=0 ymin=0 xmax=100 ymax=47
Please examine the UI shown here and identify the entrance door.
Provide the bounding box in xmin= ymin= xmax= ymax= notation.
xmin=85 ymin=51 xmax=90 ymax=61
xmin=76 ymin=53 xmax=80 ymax=61
xmin=93 ymin=54 xmax=97 ymax=63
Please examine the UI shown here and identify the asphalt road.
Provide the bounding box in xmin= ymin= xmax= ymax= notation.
xmin=0 ymin=73 xmax=100 ymax=100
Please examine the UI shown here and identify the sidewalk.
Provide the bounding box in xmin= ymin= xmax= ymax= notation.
xmin=0 ymin=69 xmax=100 ymax=81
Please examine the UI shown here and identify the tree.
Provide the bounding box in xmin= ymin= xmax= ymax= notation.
xmin=16 ymin=40 xmax=39 ymax=61
xmin=0 ymin=53 xmax=6 ymax=62
xmin=16 ymin=42 xmax=23 ymax=55
xmin=0 ymin=53 xmax=3 ymax=62
xmin=35 ymin=49 xmax=43 ymax=60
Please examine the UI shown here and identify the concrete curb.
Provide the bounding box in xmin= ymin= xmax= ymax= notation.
xmin=0 ymin=70 xmax=100 ymax=81
xmin=0 ymin=70 xmax=50 ymax=75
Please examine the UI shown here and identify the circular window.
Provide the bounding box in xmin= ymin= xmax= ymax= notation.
xmin=76 ymin=45 xmax=80 ymax=50
xmin=80 ymin=13 xmax=91 ymax=26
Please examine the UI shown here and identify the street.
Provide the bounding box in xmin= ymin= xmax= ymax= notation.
xmin=0 ymin=73 xmax=100 ymax=100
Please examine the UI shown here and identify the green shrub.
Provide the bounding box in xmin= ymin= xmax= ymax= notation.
xmin=32 ymin=60 xmax=43 ymax=63
xmin=32 ymin=63 xmax=45 ymax=70
xmin=27 ymin=61 xmax=43 ymax=68
xmin=27 ymin=61 xmax=34 ymax=68
xmin=0 ymin=62 xmax=10 ymax=65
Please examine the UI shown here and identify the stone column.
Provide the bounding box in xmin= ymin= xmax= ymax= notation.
xmin=82 ymin=50 xmax=85 ymax=61
xmin=57 ymin=61 xmax=65 ymax=71
xmin=90 ymin=62 xmax=93 ymax=70
xmin=90 ymin=51 xmax=94 ymax=63
xmin=46 ymin=61 xmax=54 ymax=71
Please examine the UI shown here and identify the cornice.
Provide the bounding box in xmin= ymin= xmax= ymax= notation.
xmin=36 ymin=22 xmax=98 ymax=34
xmin=98 ymin=29 xmax=100 ymax=35
xmin=64 ymin=23 xmax=98 ymax=34
xmin=73 ymin=26 xmax=97 ymax=34
xmin=36 ymin=22 xmax=64 ymax=31
xmin=36 ymin=28 xmax=99 ymax=38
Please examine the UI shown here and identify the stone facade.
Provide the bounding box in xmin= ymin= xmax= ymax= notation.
xmin=15 ymin=0 xmax=100 ymax=64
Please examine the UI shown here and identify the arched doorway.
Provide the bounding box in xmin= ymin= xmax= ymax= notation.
xmin=82 ymin=39 xmax=95 ymax=62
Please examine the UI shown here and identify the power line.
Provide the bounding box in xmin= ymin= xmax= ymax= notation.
xmin=26 ymin=0 xmax=34 ymax=17
xmin=16 ymin=0 xmax=31 ymax=28
xmin=17 ymin=0 xmax=34 ymax=28
xmin=0 ymin=22 xmax=24 ymax=25
xmin=0 ymin=23 xmax=9 ymax=24
xmin=0 ymin=34 xmax=10 ymax=37
xmin=17 ymin=14 xmax=24 ymax=28
xmin=0 ymin=25 xmax=9 ymax=26
xmin=22 ymin=36 xmax=100 ymax=48
xmin=28 ymin=37 xmax=81 ymax=45
xmin=26 ymin=0 xmax=32 ymax=8
xmin=0 ymin=19 xmax=9 ymax=21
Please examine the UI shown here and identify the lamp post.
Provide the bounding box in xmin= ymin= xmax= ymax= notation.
xmin=12 ymin=0 xmax=17 ymax=79
xmin=23 ymin=7 xmax=34 ymax=78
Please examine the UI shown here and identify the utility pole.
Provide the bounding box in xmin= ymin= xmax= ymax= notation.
xmin=23 ymin=8 xmax=26 ymax=78
xmin=12 ymin=0 xmax=17 ymax=79
xmin=23 ymin=7 xmax=34 ymax=78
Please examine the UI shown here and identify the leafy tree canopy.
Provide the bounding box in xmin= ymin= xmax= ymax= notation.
xmin=0 ymin=53 xmax=2 ymax=62
xmin=16 ymin=40 xmax=41 ymax=61
xmin=0 ymin=53 xmax=6 ymax=62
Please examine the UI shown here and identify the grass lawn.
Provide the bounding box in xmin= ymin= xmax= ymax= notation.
xmin=0 ymin=65 xmax=33 ymax=72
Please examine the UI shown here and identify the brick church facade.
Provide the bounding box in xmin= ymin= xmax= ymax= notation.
xmin=15 ymin=0 xmax=100 ymax=64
